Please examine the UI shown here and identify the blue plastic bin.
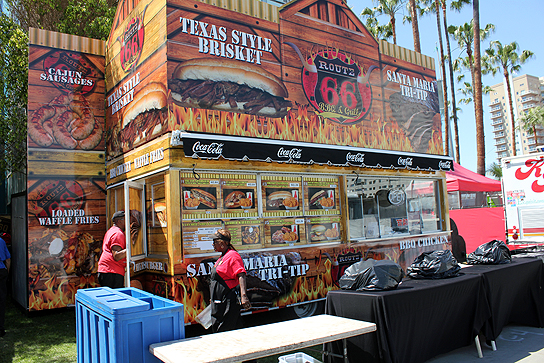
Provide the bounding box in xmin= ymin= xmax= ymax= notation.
xmin=75 ymin=287 xmax=184 ymax=363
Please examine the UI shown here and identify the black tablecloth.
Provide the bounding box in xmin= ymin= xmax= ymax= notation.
xmin=325 ymin=274 xmax=491 ymax=363
xmin=462 ymin=257 xmax=544 ymax=340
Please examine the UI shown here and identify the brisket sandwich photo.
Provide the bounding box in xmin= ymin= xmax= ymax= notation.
xmin=169 ymin=58 xmax=292 ymax=118
xmin=120 ymin=82 xmax=168 ymax=150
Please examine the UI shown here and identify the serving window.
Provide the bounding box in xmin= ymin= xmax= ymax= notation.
xmin=180 ymin=172 xmax=344 ymax=255
xmin=347 ymin=176 xmax=442 ymax=240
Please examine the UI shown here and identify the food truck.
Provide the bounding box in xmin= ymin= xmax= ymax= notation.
xmin=21 ymin=0 xmax=454 ymax=323
xmin=501 ymin=152 xmax=544 ymax=243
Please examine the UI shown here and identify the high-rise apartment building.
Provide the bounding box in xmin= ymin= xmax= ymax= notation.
xmin=488 ymin=74 xmax=544 ymax=160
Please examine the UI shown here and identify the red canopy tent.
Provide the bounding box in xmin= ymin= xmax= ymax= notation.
xmin=447 ymin=162 xmax=505 ymax=253
xmin=446 ymin=162 xmax=501 ymax=192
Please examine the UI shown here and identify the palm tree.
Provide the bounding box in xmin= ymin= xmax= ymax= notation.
xmin=433 ymin=0 xmax=450 ymax=158
xmin=361 ymin=0 xmax=407 ymax=45
xmin=472 ymin=0 xmax=485 ymax=175
xmin=485 ymin=41 xmax=534 ymax=157
xmin=408 ymin=0 xmax=421 ymax=52
xmin=455 ymin=75 xmax=492 ymax=106
xmin=445 ymin=0 xmax=470 ymax=163
xmin=363 ymin=16 xmax=394 ymax=42
xmin=449 ymin=20 xmax=494 ymax=175
xmin=518 ymin=106 xmax=544 ymax=151
xmin=486 ymin=162 xmax=502 ymax=179
xmin=420 ymin=0 xmax=449 ymax=157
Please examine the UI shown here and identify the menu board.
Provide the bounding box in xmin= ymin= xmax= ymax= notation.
xmin=261 ymin=176 xmax=302 ymax=218
xmin=225 ymin=219 xmax=263 ymax=250
xmin=306 ymin=215 xmax=342 ymax=243
xmin=221 ymin=175 xmax=258 ymax=218
xmin=264 ymin=217 xmax=306 ymax=247
xmin=181 ymin=173 xmax=221 ymax=220
xmin=303 ymin=177 xmax=340 ymax=215
xmin=181 ymin=220 xmax=222 ymax=255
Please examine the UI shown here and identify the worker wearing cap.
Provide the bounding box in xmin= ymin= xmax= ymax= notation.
xmin=209 ymin=229 xmax=251 ymax=333
xmin=98 ymin=211 xmax=127 ymax=288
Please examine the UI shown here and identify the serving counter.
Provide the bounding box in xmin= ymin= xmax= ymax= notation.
xmin=325 ymin=257 xmax=544 ymax=363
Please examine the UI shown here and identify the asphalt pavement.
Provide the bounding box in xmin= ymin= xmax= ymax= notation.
xmin=426 ymin=325 xmax=544 ymax=363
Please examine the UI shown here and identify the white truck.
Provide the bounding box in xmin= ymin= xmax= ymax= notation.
xmin=501 ymin=152 xmax=544 ymax=243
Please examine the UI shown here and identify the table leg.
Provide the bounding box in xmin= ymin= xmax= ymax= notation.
xmin=475 ymin=336 xmax=483 ymax=358
xmin=343 ymin=339 xmax=348 ymax=363
xmin=491 ymin=340 xmax=497 ymax=351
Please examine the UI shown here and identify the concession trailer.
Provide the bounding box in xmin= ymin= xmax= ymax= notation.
xmin=501 ymin=152 xmax=544 ymax=244
xmin=19 ymin=0 xmax=454 ymax=323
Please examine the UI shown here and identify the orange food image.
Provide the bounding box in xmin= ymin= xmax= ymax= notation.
xmin=320 ymin=197 xmax=334 ymax=207
xmin=283 ymin=197 xmax=298 ymax=208
xmin=184 ymin=198 xmax=200 ymax=208
xmin=240 ymin=198 xmax=252 ymax=207
xmin=325 ymin=228 xmax=339 ymax=238
xmin=283 ymin=231 xmax=298 ymax=241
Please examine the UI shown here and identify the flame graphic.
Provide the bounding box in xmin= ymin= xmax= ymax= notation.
xmin=171 ymin=103 xmax=441 ymax=152
xmin=307 ymin=46 xmax=364 ymax=73
xmin=28 ymin=275 xmax=98 ymax=311
xmin=172 ymin=276 xmax=206 ymax=324
xmin=278 ymin=259 xmax=337 ymax=306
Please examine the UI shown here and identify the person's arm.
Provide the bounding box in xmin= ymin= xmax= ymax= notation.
xmin=111 ymin=245 xmax=126 ymax=261
xmin=237 ymin=272 xmax=251 ymax=309
xmin=4 ymin=258 xmax=9 ymax=273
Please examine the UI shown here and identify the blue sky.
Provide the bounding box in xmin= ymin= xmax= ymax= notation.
xmin=348 ymin=0 xmax=544 ymax=173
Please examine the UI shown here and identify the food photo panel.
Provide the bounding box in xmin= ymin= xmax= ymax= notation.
xmin=261 ymin=175 xmax=302 ymax=218
xmin=264 ymin=217 xmax=306 ymax=247
xmin=181 ymin=220 xmax=223 ymax=255
xmin=304 ymin=177 xmax=340 ymax=215
xmin=181 ymin=172 xmax=221 ymax=220
xmin=225 ymin=219 xmax=263 ymax=250
xmin=306 ymin=216 xmax=342 ymax=243
xmin=221 ymin=174 xmax=258 ymax=218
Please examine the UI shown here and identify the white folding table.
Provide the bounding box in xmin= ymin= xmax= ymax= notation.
xmin=150 ymin=314 xmax=376 ymax=363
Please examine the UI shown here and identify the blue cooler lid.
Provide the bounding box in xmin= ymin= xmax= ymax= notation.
xmin=76 ymin=287 xmax=150 ymax=316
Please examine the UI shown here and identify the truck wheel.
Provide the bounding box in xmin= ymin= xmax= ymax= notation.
xmin=292 ymin=301 xmax=323 ymax=318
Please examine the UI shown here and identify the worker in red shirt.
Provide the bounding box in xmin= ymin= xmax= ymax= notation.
xmin=209 ymin=229 xmax=251 ymax=332
xmin=98 ymin=211 xmax=127 ymax=288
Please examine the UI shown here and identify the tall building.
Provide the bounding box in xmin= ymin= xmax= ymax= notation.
xmin=488 ymin=74 xmax=544 ymax=160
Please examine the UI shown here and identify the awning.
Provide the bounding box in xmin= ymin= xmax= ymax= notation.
xmin=446 ymin=162 xmax=501 ymax=192
xmin=171 ymin=131 xmax=454 ymax=172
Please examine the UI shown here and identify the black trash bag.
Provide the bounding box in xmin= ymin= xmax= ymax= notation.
xmin=450 ymin=218 xmax=467 ymax=263
xmin=407 ymin=250 xmax=461 ymax=279
xmin=466 ymin=239 xmax=512 ymax=264
xmin=339 ymin=259 xmax=404 ymax=291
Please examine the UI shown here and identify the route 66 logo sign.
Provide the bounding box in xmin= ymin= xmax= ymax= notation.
xmin=388 ymin=188 xmax=406 ymax=206
xmin=119 ymin=6 xmax=147 ymax=72
xmin=287 ymin=43 xmax=376 ymax=124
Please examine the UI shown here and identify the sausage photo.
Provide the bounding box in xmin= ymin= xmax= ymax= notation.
xmin=224 ymin=190 xmax=246 ymax=208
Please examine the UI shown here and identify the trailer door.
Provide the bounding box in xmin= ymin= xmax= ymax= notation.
xmin=123 ymin=180 xmax=146 ymax=286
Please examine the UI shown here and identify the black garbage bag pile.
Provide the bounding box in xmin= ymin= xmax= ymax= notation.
xmin=466 ymin=239 xmax=511 ymax=264
xmin=407 ymin=250 xmax=461 ymax=279
xmin=339 ymin=259 xmax=404 ymax=291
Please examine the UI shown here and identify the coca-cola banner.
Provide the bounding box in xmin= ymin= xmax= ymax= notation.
xmin=175 ymin=131 xmax=453 ymax=172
